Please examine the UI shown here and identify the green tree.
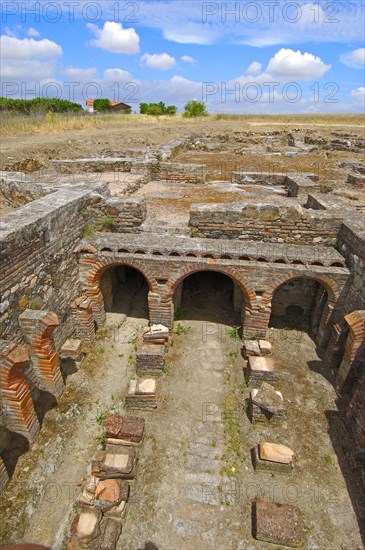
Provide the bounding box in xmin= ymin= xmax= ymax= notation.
xmin=94 ymin=98 xmax=112 ymax=112
xmin=183 ymin=100 xmax=208 ymax=117
xmin=139 ymin=101 xmax=177 ymax=115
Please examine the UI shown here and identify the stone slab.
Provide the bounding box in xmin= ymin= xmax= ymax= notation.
xmin=253 ymin=499 xmax=305 ymax=547
xmin=259 ymin=442 xmax=294 ymax=464
xmin=248 ymin=356 xmax=276 ymax=373
xmin=251 ymin=383 xmax=284 ymax=414
xmin=136 ymin=379 xmax=156 ymax=395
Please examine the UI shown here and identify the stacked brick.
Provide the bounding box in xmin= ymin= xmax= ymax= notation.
xmin=19 ymin=310 xmax=64 ymax=397
xmin=70 ymin=415 xmax=145 ymax=549
xmin=71 ymin=297 xmax=96 ymax=342
xmin=0 ymin=342 xmax=40 ymax=441
xmin=136 ymin=325 xmax=169 ymax=376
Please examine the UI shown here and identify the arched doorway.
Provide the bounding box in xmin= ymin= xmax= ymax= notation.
xmin=99 ymin=265 xmax=149 ymax=319
xmin=269 ymin=277 xmax=328 ymax=335
xmin=173 ymin=271 xmax=243 ymax=325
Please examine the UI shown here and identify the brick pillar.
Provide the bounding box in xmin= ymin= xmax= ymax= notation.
xmin=243 ymin=300 xmax=270 ymax=339
xmin=337 ymin=310 xmax=365 ymax=388
xmin=0 ymin=457 xmax=9 ymax=496
xmin=149 ymin=292 xmax=172 ymax=328
xmin=71 ymin=296 xmax=96 ymax=342
xmin=0 ymin=342 xmax=40 ymax=441
xmin=84 ymin=288 xmax=106 ymax=328
xmin=19 ymin=310 xmax=64 ymax=397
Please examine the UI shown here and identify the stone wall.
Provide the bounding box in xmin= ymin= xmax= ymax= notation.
xmin=0 ymin=185 xmax=107 ymax=347
xmin=0 ymin=172 xmax=46 ymax=208
xmin=189 ymin=201 xmax=341 ymax=244
xmin=88 ymin=196 xmax=147 ymax=233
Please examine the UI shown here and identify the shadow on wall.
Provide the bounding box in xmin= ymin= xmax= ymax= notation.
xmin=269 ymin=278 xmax=327 ymax=335
xmin=99 ymin=265 xmax=149 ymax=319
xmin=0 ymin=428 xmax=29 ymax=479
xmin=173 ymin=271 xmax=242 ymax=325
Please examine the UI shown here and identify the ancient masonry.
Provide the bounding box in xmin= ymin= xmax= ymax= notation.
xmin=0 ymin=134 xmax=364 ymax=541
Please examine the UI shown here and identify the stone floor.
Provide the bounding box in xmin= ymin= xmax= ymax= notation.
xmin=0 ymin=304 xmax=363 ymax=549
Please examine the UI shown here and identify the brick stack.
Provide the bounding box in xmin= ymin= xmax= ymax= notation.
xmin=125 ymin=379 xmax=157 ymax=410
xmin=136 ymin=342 xmax=166 ymax=376
xmin=103 ymin=414 xmax=145 ymax=447
xmin=249 ymin=383 xmax=286 ymax=424
xmin=242 ymin=339 xmax=272 ymax=359
xmin=252 ymin=442 xmax=295 ymax=473
xmin=245 ymin=357 xmax=278 ymax=386
xmin=19 ymin=310 xmax=64 ymax=397
xmin=0 ymin=342 xmax=40 ymax=441
xmin=70 ymin=415 xmax=145 ymax=549
xmin=71 ymin=297 xmax=96 ymax=343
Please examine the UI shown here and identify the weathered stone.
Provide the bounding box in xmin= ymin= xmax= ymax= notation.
xmin=252 ymin=383 xmax=284 ymax=413
xmin=71 ymin=508 xmax=102 ymax=543
xmin=258 ymin=340 xmax=272 ymax=355
xmin=253 ymin=500 xmax=305 ymax=547
xmin=103 ymin=414 xmax=145 ymax=444
xmin=92 ymin=445 xmax=137 ymax=479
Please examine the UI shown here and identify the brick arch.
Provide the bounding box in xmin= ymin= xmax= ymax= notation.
xmin=162 ymin=263 xmax=257 ymax=311
xmin=80 ymin=255 xmax=158 ymax=293
xmin=261 ymin=272 xmax=339 ymax=307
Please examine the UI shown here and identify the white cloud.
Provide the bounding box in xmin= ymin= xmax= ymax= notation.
xmin=181 ymin=55 xmax=197 ymax=64
xmin=28 ymin=27 xmax=40 ymax=37
xmin=104 ymin=68 xmax=134 ymax=81
xmin=246 ymin=61 xmax=262 ymax=75
xmin=340 ymin=48 xmax=365 ymax=69
xmin=266 ymin=48 xmax=331 ymax=80
xmin=63 ymin=66 xmax=98 ymax=81
xmin=1 ymin=60 xmax=57 ymax=80
xmin=141 ymin=52 xmax=176 ymax=70
xmin=350 ymin=87 xmax=365 ymax=105
xmin=88 ymin=21 xmax=140 ymax=54
xmin=0 ymin=35 xmax=62 ymax=59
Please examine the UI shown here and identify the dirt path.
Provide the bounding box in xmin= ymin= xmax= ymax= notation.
xmin=119 ymin=318 xmax=243 ymax=549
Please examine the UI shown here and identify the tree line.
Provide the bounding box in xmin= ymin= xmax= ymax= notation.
xmin=0 ymin=97 xmax=83 ymax=114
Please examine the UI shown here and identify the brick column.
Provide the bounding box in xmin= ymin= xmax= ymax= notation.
xmin=0 ymin=457 xmax=9 ymax=496
xmin=85 ymin=288 xmax=106 ymax=328
xmin=243 ymin=300 xmax=270 ymax=339
xmin=19 ymin=310 xmax=64 ymax=398
xmin=149 ymin=293 xmax=172 ymax=328
xmin=0 ymin=342 xmax=40 ymax=441
xmin=71 ymin=296 xmax=96 ymax=342
xmin=337 ymin=310 xmax=365 ymax=388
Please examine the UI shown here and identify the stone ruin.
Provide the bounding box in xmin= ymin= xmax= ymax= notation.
xmin=0 ymin=131 xmax=364 ymax=547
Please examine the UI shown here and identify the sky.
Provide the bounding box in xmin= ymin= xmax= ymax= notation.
xmin=1 ymin=0 xmax=364 ymax=113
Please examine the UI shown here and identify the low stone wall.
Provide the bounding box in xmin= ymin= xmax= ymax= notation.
xmin=157 ymin=162 xmax=206 ymax=183
xmin=189 ymin=201 xmax=341 ymax=244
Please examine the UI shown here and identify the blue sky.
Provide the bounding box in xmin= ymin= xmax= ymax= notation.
xmin=1 ymin=0 xmax=364 ymax=113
